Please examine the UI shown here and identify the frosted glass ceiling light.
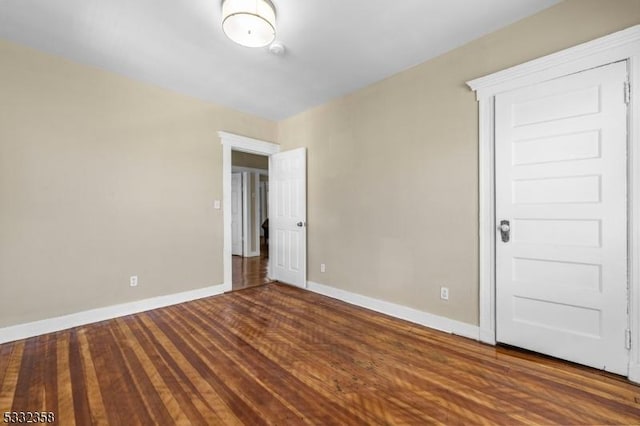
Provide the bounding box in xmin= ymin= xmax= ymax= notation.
xmin=222 ymin=0 xmax=276 ymax=48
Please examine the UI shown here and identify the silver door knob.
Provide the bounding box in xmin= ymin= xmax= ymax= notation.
xmin=498 ymin=220 xmax=510 ymax=242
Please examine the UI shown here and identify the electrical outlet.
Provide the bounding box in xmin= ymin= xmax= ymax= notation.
xmin=130 ymin=275 xmax=138 ymax=287
xmin=440 ymin=286 xmax=449 ymax=301
xmin=320 ymin=263 xmax=326 ymax=273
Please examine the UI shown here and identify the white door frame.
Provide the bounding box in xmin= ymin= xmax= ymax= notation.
xmin=467 ymin=25 xmax=640 ymax=382
xmin=219 ymin=131 xmax=280 ymax=292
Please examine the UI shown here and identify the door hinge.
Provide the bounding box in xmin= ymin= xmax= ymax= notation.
xmin=624 ymin=81 xmax=631 ymax=104
xmin=625 ymin=329 xmax=632 ymax=350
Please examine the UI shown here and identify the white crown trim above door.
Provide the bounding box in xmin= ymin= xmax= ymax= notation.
xmin=466 ymin=25 xmax=640 ymax=383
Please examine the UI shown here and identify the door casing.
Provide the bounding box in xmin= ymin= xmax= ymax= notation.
xmin=467 ymin=25 xmax=640 ymax=382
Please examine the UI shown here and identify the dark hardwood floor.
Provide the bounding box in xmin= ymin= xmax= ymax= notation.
xmin=232 ymin=240 xmax=271 ymax=291
xmin=1 ymin=283 xmax=639 ymax=425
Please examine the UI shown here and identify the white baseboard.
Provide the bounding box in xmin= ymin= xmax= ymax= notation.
xmin=628 ymin=362 xmax=640 ymax=384
xmin=0 ymin=283 xmax=226 ymax=344
xmin=307 ymin=281 xmax=480 ymax=340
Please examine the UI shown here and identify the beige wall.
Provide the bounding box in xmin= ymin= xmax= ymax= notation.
xmin=2 ymin=0 xmax=639 ymax=331
xmin=0 ymin=39 xmax=276 ymax=327
xmin=277 ymin=0 xmax=640 ymax=326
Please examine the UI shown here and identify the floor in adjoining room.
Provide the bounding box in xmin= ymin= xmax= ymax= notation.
xmin=1 ymin=283 xmax=639 ymax=425
xmin=232 ymin=240 xmax=271 ymax=291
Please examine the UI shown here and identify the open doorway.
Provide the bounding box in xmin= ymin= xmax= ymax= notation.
xmin=219 ymin=131 xmax=280 ymax=293
xmin=231 ymin=151 xmax=271 ymax=291
xmin=220 ymin=131 xmax=307 ymax=291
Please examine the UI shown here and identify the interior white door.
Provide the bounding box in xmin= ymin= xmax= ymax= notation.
xmin=260 ymin=181 xmax=268 ymax=237
xmin=495 ymin=61 xmax=629 ymax=375
xmin=242 ymin=171 xmax=261 ymax=258
xmin=231 ymin=172 xmax=242 ymax=256
xmin=269 ymin=148 xmax=306 ymax=287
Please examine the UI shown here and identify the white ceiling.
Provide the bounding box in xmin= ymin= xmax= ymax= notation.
xmin=0 ymin=0 xmax=560 ymax=120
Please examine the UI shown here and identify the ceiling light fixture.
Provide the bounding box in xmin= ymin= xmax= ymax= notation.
xmin=222 ymin=0 xmax=276 ymax=48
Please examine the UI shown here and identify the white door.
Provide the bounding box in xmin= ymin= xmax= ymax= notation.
xmin=231 ymin=172 xmax=243 ymax=256
xmin=260 ymin=181 xmax=268 ymax=236
xmin=495 ymin=61 xmax=629 ymax=375
xmin=269 ymin=148 xmax=306 ymax=287
xmin=242 ymin=172 xmax=260 ymax=258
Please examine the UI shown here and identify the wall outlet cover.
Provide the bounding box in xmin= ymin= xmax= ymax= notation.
xmin=440 ymin=287 xmax=449 ymax=301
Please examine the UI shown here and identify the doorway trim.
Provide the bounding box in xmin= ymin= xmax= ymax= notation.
xmin=466 ymin=25 xmax=640 ymax=382
xmin=218 ymin=131 xmax=280 ymax=292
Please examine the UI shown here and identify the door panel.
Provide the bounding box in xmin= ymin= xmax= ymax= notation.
xmin=231 ymin=172 xmax=242 ymax=256
xmin=242 ymin=172 xmax=260 ymax=258
xmin=269 ymin=148 xmax=306 ymax=287
xmin=495 ymin=61 xmax=629 ymax=375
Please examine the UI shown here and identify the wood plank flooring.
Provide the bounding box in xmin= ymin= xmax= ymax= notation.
xmin=1 ymin=283 xmax=639 ymax=425
xmin=232 ymin=241 xmax=271 ymax=291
